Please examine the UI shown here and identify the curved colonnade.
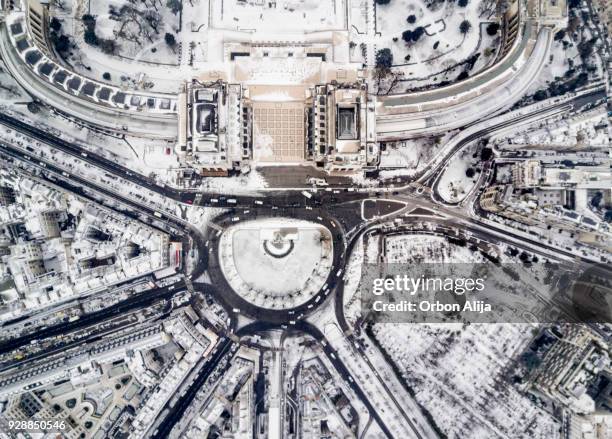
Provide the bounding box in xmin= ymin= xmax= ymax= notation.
xmin=0 ymin=2 xmax=552 ymax=142
xmin=0 ymin=11 xmax=178 ymax=138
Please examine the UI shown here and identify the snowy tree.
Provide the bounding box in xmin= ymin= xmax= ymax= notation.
xmin=166 ymin=0 xmax=182 ymax=15
xmin=460 ymin=20 xmax=472 ymax=35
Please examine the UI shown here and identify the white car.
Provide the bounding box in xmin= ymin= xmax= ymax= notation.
xmin=308 ymin=177 xmax=329 ymax=187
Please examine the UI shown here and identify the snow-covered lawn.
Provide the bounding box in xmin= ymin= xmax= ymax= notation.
xmin=437 ymin=142 xmax=480 ymax=203
xmin=0 ymin=59 xmax=29 ymax=102
xmin=372 ymin=323 xmax=560 ymax=438
xmin=52 ymin=0 xmax=186 ymax=91
xmin=353 ymin=133 xmax=454 ymax=185
xmin=371 ymin=0 xmax=498 ymax=91
xmin=379 ymin=140 xmax=424 ymax=169
xmin=200 ymin=169 xmax=269 ymax=194
xmin=385 ymin=234 xmax=485 ymax=263
xmin=342 ymin=238 xmax=364 ymax=327
xmin=341 ymin=233 xmax=487 ymax=324
xmin=89 ymin=0 xmax=180 ymax=62
xmin=219 ymin=219 xmax=333 ymax=309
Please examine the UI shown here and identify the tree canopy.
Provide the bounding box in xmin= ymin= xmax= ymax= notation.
xmin=460 ymin=20 xmax=472 ymax=34
xmin=375 ymin=48 xmax=393 ymax=69
xmin=486 ymin=23 xmax=500 ymax=36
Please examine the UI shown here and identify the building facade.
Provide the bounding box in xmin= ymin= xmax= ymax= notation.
xmin=176 ymin=80 xmax=378 ymax=176
xmin=24 ymin=0 xmax=50 ymax=54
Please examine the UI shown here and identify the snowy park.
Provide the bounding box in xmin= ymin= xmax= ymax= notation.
xmin=47 ymin=0 xmax=185 ymax=90
xmin=437 ymin=142 xmax=481 ymax=203
xmin=369 ymin=0 xmax=500 ymax=92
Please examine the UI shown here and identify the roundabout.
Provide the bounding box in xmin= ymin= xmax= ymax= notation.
xmin=218 ymin=218 xmax=334 ymax=311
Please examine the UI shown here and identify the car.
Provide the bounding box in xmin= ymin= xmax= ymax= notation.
xmin=307 ymin=177 xmax=329 ymax=187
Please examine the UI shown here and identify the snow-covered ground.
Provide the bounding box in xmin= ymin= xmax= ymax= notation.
xmin=342 ymin=238 xmax=364 ymax=327
xmin=372 ymin=323 xmax=560 ymax=438
xmin=342 ymin=233 xmax=484 ymax=325
xmin=52 ymin=0 xmax=186 ymax=91
xmin=524 ymin=5 xmax=606 ymax=103
xmin=353 ymin=132 xmax=455 ymax=185
xmin=525 ymin=32 xmax=579 ymax=96
xmin=200 ymin=169 xmax=269 ymax=194
xmin=436 ymin=141 xmax=480 ymax=203
xmin=494 ymin=107 xmax=610 ymax=150
xmin=211 ymin=0 xmax=347 ymax=33
xmin=356 ymin=231 xmax=569 ymax=438
xmin=379 ymin=138 xmax=430 ymax=170
xmin=365 ymin=0 xmax=499 ymax=92
xmin=385 ymin=234 xmax=485 ymax=263
xmin=0 ymin=62 xmax=28 ymax=102
xmin=218 ymin=219 xmax=333 ymax=309
xmin=90 ymin=0 xmax=180 ymax=62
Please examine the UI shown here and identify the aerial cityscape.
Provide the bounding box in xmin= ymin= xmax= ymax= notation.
xmin=0 ymin=0 xmax=609 ymax=437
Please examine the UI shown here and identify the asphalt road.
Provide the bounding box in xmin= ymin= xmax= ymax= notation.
xmin=1 ymin=88 xmax=609 ymax=438
xmin=196 ymin=208 xmax=346 ymax=325
xmin=0 ymin=112 xmax=370 ymax=209
xmin=151 ymin=338 xmax=237 ymax=439
xmin=0 ymin=281 xmax=185 ymax=356
xmin=236 ymin=321 xmax=397 ymax=439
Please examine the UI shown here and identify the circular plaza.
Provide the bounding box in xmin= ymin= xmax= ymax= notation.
xmin=218 ymin=219 xmax=333 ymax=310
